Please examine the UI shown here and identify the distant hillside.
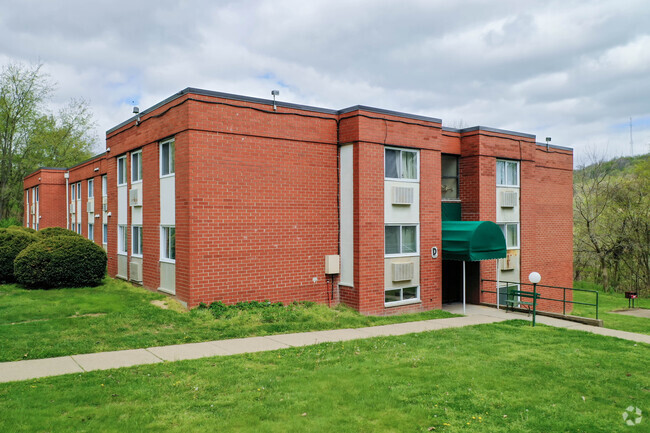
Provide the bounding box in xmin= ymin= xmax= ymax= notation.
xmin=575 ymin=153 xmax=649 ymax=178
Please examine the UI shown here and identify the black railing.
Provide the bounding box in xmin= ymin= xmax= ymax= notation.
xmin=481 ymin=279 xmax=599 ymax=320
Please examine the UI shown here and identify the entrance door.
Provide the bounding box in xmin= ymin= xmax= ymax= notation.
xmin=442 ymin=261 xmax=481 ymax=304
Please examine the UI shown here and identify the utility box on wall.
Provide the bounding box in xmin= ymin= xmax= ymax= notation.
xmin=325 ymin=255 xmax=340 ymax=274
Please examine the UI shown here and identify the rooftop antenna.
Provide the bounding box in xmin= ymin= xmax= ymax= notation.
xmin=133 ymin=106 xmax=140 ymax=126
xmin=545 ymin=137 xmax=551 ymax=152
xmin=271 ymin=90 xmax=279 ymax=111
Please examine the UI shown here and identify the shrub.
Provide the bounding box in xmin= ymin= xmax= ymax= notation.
xmin=0 ymin=228 xmax=39 ymax=283
xmin=7 ymin=225 xmax=37 ymax=234
xmin=37 ymin=227 xmax=81 ymax=239
xmin=0 ymin=217 xmax=20 ymax=228
xmin=14 ymin=235 xmax=107 ymax=289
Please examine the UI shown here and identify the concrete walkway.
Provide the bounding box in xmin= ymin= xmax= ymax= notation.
xmin=1 ymin=304 xmax=648 ymax=384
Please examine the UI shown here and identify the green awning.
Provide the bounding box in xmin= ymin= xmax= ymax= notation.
xmin=441 ymin=221 xmax=507 ymax=261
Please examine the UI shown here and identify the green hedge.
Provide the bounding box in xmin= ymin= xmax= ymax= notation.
xmin=7 ymin=225 xmax=37 ymax=234
xmin=37 ymin=227 xmax=81 ymax=239
xmin=14 ymin=236 xmax=107 ymax=289
xmin=0 ymin=228 xmax=38 ymax=283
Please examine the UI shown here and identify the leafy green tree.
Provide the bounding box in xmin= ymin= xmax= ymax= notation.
xmin=0 ymin=63 xmax=96 ymax=220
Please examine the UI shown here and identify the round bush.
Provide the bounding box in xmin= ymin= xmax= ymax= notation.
xmin=14 ymin=235 xmax=107 ymax=289
xmin=7 ymin=225 xmax=37 ymax=234
xmin=0 ymin=228 xmax=38 ymax=283
xmin=37 ymin=227 xmax=81 ymax=239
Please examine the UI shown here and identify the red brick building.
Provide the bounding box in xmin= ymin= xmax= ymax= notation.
xmin=24 ymin=88 xmax=573 ymax=314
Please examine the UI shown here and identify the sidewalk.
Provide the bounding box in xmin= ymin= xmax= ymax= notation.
xmin=1 ymin=304 xmax=648 ymax=384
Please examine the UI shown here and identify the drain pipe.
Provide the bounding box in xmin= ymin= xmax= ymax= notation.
xmin=64 ymin=171 xmax=70 ymax=229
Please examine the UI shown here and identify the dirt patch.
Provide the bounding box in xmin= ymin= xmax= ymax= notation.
xmin=150 ymin=300 xmax=170 ymax=310
xmin=611 ymin=308 xmax=650 ymax=319
xmin=68 ymin=313 xmax=107 ymax=319
xmin=7 ymin=318 xmax=50 ymax=325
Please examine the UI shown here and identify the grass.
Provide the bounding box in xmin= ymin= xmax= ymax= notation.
xmin=0 ymin=321 xmax=647 ymax=432
xmin=572 ymin=281 xmax=650 ymax=335
xmin=0 ymin=278 xmax=456 ymax=362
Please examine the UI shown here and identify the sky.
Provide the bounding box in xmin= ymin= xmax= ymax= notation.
xmin=1 ymin=0 xmax=649 ymax=166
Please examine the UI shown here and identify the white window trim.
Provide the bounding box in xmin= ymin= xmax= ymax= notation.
xmin=35 ymin=186 xmax=39 ymax=203
xmin=117 ymin=156 xmax=127 ymax=186
xmin=88 ymin=223 xmax=94 ymax=241
xmin=132 ymin=225 xmax=143 ymax=258
xmin=160 ymin=138 xmax=175 ymax=178
xmin=87 ymin=179 xmax=94 ymax=198
xmin=131 ymin=150 xmax=143 ymax=184
xmin=76 ymin=182 xmax=82 ymax=200
xmin=384 ymin=224 xmax=420 ymax=258
xmin=117 ymin=225 xmax=128 ymax=255
xmin=497 ymin=222 xmax=520 ymax=250
xmin=102 ymin=175 xmax=108 ymax=197
xmin=384 ymin=146 xmax=420 ymax=183
xmin=102 ymin=223 xmax=108 ymax=245
xmin=160 ymin=226 xmax=176 ymax=263
xmin=496 ymin=159 xmax=520 ymax=188
xmin=384 ymin=286 xmax=421 ymax=307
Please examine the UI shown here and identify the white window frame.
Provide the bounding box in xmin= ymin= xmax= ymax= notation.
xmin=102 ymin=175 xmax=107 ymax=197
xmin=160 ymin=226 xmax=176 ymax=262
xmin=34 ymin=186 xmax=39 ymax=203
xmin=160 ymin=139 xmax=175 ymax=177
xmin=103 ymin=223 xmax=108 ymax=245
xmin=384 ymin=224 xmax=420 ymax=258
xmin=384 ymin=147 xmax=419 ymax=182
xmin=498 ymin=222 xmax=520 ymax=249
xmin=117 ymin=156 xmax=127 ymax=186
xmin=87 ymin=179 xmax=94 ymax=198
xmin=118 ymin=225 xmax=127 ymax=255
xmin=132 ymin=225 xmax=143 ymax=257
xmin=496 ymin=159 xmax=519 ymax=187
xmin=77 ymin=223 xmax=81 ymax=234
xmin=88 ymin=223 xmax=94 ymax=241
xmin=71 ymin=183 xmax=76 ymax=201
xmin=76 ymin=182 xmax=81 ymax=199
xmin=131 ymin=150 xmax=142 ymax=184
xmin=384 ymin=286 xmax=420 ymax=307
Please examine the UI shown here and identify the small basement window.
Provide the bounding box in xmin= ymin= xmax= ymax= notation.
xmin=385 ymin=286 xmax=419 ymax=305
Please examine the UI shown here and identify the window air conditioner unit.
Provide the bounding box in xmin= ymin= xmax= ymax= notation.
xmin=102 ymin=202 xmax=108 ymax=212
xmin=69 ymin=202 xmax=76 ymax=213
xmin=30 ymin=208 xmax=35 ymax=215
xmin=130 ymin=262 xmax=143 ymax=282
xmin=499 ymin=256 xmax=514 ymax=271
xmin=392 ymin=186 xmax=414 ymax=206
xmin=392 ymin=261 xmax=414 ymax=282
xmin=129 ymin=188 xmax=142 ymax=207
xmin=87 ymin=200 xmax=94 ymax=213
xmin=500 ymin=191 xmax=518 ymax=208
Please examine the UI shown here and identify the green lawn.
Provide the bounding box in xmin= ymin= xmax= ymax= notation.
xmin=572 ymin=281 xmax=650 ymax=335
xmin=0 ymin=278 xmax=456 ymax=362
xmin=0 ymin=321 xmax=647 ymax=432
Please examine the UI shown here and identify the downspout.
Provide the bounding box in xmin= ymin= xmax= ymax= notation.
xmin=65 ymin=171 xmax=70 ymax=229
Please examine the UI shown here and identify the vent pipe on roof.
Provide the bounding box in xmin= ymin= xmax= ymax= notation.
xmin=271 ymin=90 xmax=279 ymax=111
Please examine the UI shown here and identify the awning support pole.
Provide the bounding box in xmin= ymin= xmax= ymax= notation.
xmin=463 ymin=261 xmax=466 ymax=315
xmin=496 ymin=260 xmax=500 ymax=310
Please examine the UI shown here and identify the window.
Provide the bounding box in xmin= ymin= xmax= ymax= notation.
xmin=117 ymin=156 xmax=127 ymax=185
xmin=160 ymin=139 xmax=175 ymax=176
xmin=385 ymin=225 xmax=418 ymax=256
xmin=385 ymin=147 xmax=418 ymax=180
xmin=35 ymin=186 xmax=39 ymax=203
xmin=71 ymin=184 xmax=76 ymax=201
xmin=131 ymin=151 xmax=142 ymax=183
xmin=161 ymin=226 xmax=176 ymax=261
xmin=385 ymin=286 xmax=419 ymax=305
xmin=441 ymin=154 xmax=459 ymax=200
xmin=87 ymin=179 xmax=94 ymax=198
xmin=498 ymin=223 xmax=519 ymax=249
xmin=497 ymin=160 xmax=519 ymax=187
xmin=132 ymin=226 xmax=143 ymax=257
xmin=118 ymin=225 xmax=127 ymax=254
xmin=103 ymin=223 xmax=108 ymax=244
xmin=77 ymin=223 xmax=81 ymax=234
xmin=102 ymin=175 xmax=107 ymax=197
xmin=88 ymin=223 xmax=94 ymax=241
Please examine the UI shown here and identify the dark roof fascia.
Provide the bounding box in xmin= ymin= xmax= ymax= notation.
xmin=338 ymin=105 xmax=441 ymax=124
xmin=457 ymin=126 xmax=536 ymax=139
xmin=107 ymin=88 xmax=443 ymax=134
xmin=536 ymin=142 xmax=573 ymax=151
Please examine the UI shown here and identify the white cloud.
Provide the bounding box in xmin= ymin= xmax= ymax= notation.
xmin=1 ymin=0 xmax=649 ymax=163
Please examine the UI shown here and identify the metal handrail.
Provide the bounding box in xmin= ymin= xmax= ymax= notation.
xmin=481 ymin=279 xmax=599 ymax=319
